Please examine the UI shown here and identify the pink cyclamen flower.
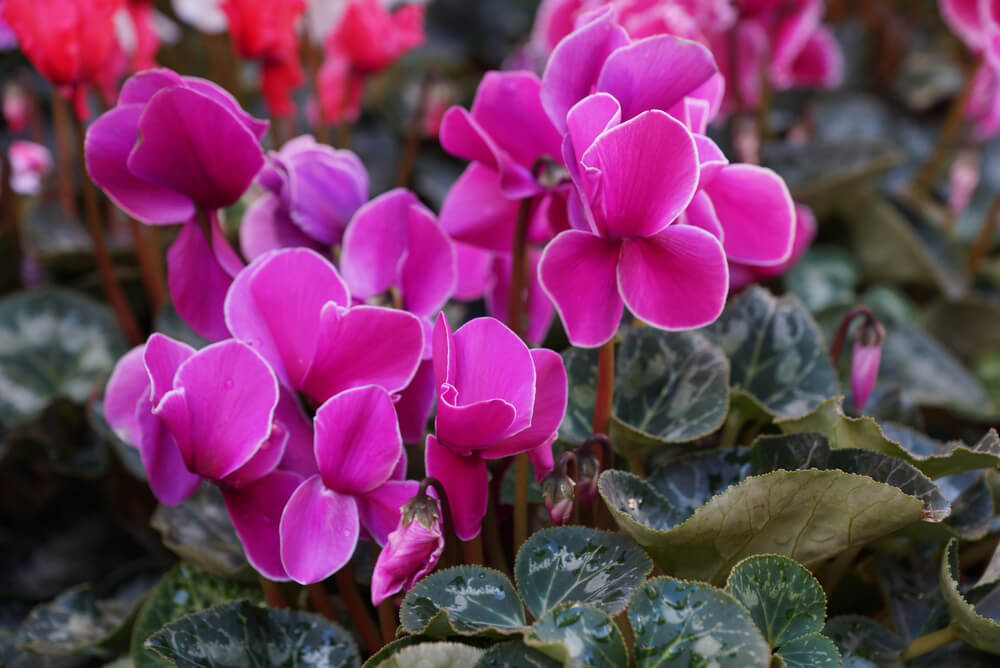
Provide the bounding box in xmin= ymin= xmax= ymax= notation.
xmin=542 ymin=468 xmax=575 ymax=526
xmin=851 ymin=320 xmax=885 ymax=413
xmin=948 ymin=149 xmax=980 ymax=215
xmin=225 ymin=247 xmax=425 ymax=406
xmin=241 ymin=134 xmax=369 ymax=259
xmin=8 ymin=140 xmax=52 ymax=195
xmin=104 ymin=334 xmax=303 ymax=580
xmin=425 ymin=314 xmax=566 ymax=540
xmin=728 ymin=203 xmax=816 ymax=291
xmin=371 ymin=488 xmax=444 ymax=605
xmin=280 ymin=385 xmax=418 ymax=584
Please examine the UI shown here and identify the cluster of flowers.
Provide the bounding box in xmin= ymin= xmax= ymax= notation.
xmin=941 ymin=0 xmax=1000 ymax=139
xmin=88 ymin=4 xmax=814 ymax=602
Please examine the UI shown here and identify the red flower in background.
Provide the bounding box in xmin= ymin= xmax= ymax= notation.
xmin=2 ymin=0 xmax=122 ymax=116
xmin=222 ymin=0 xmax=305 ymax=117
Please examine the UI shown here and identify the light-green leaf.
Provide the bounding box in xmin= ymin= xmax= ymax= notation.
xmin=940 ymin=538 xmax=1000 ymax=654
xmin=399 ymin=567 xmax=527 ymax=638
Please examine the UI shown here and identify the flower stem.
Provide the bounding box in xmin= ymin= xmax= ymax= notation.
xmin=395 ymin=71 xmax=431 ymax=188
xmin=50 ymin=94 xmax=78 ymax=219
xmin=70 ymin=109 xmax=143 ymax=345
xmin=258 ymin=576 xmax=289 ymax=608
xmin=829 ymin=305 xmax=879 ymax=365
xmin=911 ymin=57 xmax=982 ymax=196
xmin=718 ymin=406 xmax=746 ymax=448
xmin=0 ymin=149 xmax=22 ymax=289
xmin=128 ymin=217 xmax=167 ymax=313
xmin=483 ymin=477 xmax=511 ymax=574
xmin=334 ymin=567 xmax=383 ymax=655
xmin=901 ymin=624 xmax=958 ymax=661
xmin=462 ymin=534 xmax=485 ymax=566
xmin=968 ymin=192 xmax=1000 ymax=278
xmin=507 ymin=196 xmax=532 ymax=339
xmin=513 ymin=452 xmax=530 ymax=553
xmin=306 ymin=583 xmax=339 ymax=621
xmin=592 ymin=339 xmax=615 ymax=435
xmin=378 ymin=601 xmax=396 ymax=644
xmin=625 ymin=452 xmax=645 ymax=479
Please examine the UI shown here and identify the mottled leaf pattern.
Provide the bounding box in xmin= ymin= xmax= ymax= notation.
xmin=16 ymin=584 xmax=137 ymax=655
xmin=646 ymin=449 xmax=750 ymax=521
xmin=399 ymin=567 xmax=527 ymax=638
xmin=150 ymin=485 xmax=249 ymax=577
xmin=773 ymin=632 xmax=841 ymax=668
xmin=527 ymin=604 xmax=627 ymax=668
xmin=823 ymin=615 xmax=904 ymax=667
xmin=475 ymin=640 xmax=561 ymax=667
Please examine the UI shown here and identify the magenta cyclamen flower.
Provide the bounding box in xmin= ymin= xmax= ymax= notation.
xmin=370 ymin=489 xmax=444 ymax=605
xmin=425 ymin=314 xmax=567 ymax=540
xmin=851 ymin=320 xmax=885 ymax=413
xmin=279 ymin=385 xmax=417 ymax=584
xmin=85 ymin=68 xmax=267 ymax=224
xmin=241 ymin=134 xmax=369 ymax=259
xmin=104 ymin=334 xmax=303 ymax=580
xmin=224 ymin=247 xmax=425 ymax=406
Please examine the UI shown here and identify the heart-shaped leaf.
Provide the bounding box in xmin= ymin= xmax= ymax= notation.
xmin=646 ymin=448 xmax=750 ymax=520
xmin=145 ymin=600 xmax=360 ymax=667
xmin=560 ymin=346 xmax=600 ymax=445
xmin=724 ymin=555 xmax=827 ymax=648
xmin=700 ymin=286 xmax=839 ymax=419
xmin=611 ymin=328 xmax=729 ymax=453
xmin=783 ymin=246 xmax=861 ymax=313
xmin=372 ymin=642 xmax=483 ymax=667
xmin=628 ymin=577 xmax=770 ymax=667
xmin=131 ymin=565 xmax=262 ymax=668
xmin=475 ymin=640 xmax=561 ymax=667
xmin=822 ymin=615 xmax=904 ymax=667
xmin=399 ymin=566 xmax=527 ymax=638
xmin=527 ymin=603 xmax=628 ymax=668
xmin=600 ymin=468 xmax=925 ymax=584
xmin=16 ymin=583 xmax=143 ymax=655
xmin=0 ymin=289 xmax=126 ymax=428
xmin=514 ymin=527 xmax=652 ymax=619
xmin=149 ymin=485 xmax=249 ymax=577
xmin=940 ymin=538 xmax=1000 ymax=654
xmin=773 ymin=632 xmax=841 ymax=668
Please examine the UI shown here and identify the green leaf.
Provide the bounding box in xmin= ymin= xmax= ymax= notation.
xmin=773 ymin=632 xmax=840 ymax=668
xmin=778 ymin=397 xmax=1000 ymax=478
xmin=600 ymin=468 xmax=924 ymax=584
xmin=700 ymin=286 xmax=839 ymax=419
xmin=15 ymin=584 xmax=141 ymax=655
xmin=611 ymin=328 xmax=729 ymax=453
xmin=940 ymin=538 xmax=1000 ymax=654
xmin=874 ymin=550 xmax=949 ymax=642
xmin=924 ymin=296 xmax=1000 ymax=362
xmin=724 ymin=555 xmax=827 ymax=648
xmin=130 ymin=565 xmax=262 ymax=668
xmin=646 ymin=448 xmax=750 ymax=521
xmin=362 ymin=636 xmax=492 ymax=668
xmin=525 ymin=603 xmax=627 ymax=668
xmin=783 ymin=246 xmax=861 ymax=313
xmin=628 ymin=577 xmax=770 ymax=668
xmin=145 ymin=600 xmax=360 ymax=667
xmin=149 ymin=485 xmax=250 ymax=577
xmin=514 ymin=527 xmax=652 ymax=619
xmin=560 ymin=346 xmax=599 ymax=444
xmin=908 ymin=472 xmax=994 ymax=542
xmin=475 ymin=640 xmax=561 ymax=667
xmin=372 ymin=642 xmax=483 ymax=667
xmin=822 ymin=615 xmax=904 ymax=667
xmin=399 ymin=567 xmax=527 ymax=638
xmin=0 ymin=289 xmax=126 ymax=427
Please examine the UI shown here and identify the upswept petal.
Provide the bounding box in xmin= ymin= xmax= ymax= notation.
xmin=239 ymin=193 xmax=323 ymax=261
xmin=435 ymin=384 xmax=518 ymax=450
xmin=395 ymin=360 xmax=436 ymax=444
xmin=680 ymin=191 xmax=724 ymax=241
xmin=339 ymin=188 xmax=411 ymax=301
xmin=221 ymin=470 xmax=302 ymax=581
xmin=274 ymin=386 xmax=317 ymax=476
xmin=618 ymin=225 xmax=728 ymax=330
xmin=181 ymin=75 xmax=270 ymax=140
xmin=538 ymin=229 xmax=623 ymax=348
xmin=285 ymin=146 xmax=368 ymax=244
xmin=693 ymin=134 xmax=728 ymax=188
xmin=104 ymin=345 xmax=147 ymax=445
xmin=167 ymin=223 xmax=234 ymax=342
xmin=432 ymin=312 xmax=457 ymax=390
xmin=142 ymin=333 xmax=195 ymax=405
xmin=222 ymin=421 xmax=288 ymax=489
xmin=528 ymin=438 xmax=556 ymax=482
xmin=356 ymin=479 xmax=421 ymax=546
xmin=117 ymin=69 xmax=183 ymax=105
xmin=280 ymin=475 xmax=360 ymax=584
xmin=314 ymin=385 xmax=402 ymax=495
xmin=424 ymin=435 xmax=488 ymax=541
xmin=136 ymin=394 xmax=200 ymax=505
xmin=438 ymin=163 xmax=520 ymax=252
xmin=401 ymin=201 xmax=456 ymax=317
xmin=452 ymin=242 xmax=492 ymax=300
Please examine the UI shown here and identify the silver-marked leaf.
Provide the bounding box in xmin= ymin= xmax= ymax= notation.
xmin=773 ymin=633 xmax=840 ymax=668
xmin=514 ymin=527 xmax=652 ymax=619
xmin=399 ymin=567 xmax=527 ymax=638
xmin=475 ymin=640 xmax=561 ymax=667
xmin=16 ymin=584 xmax=141 ymax=655
xmin=600 ymin=469 xmax=924 ymax=584
xmin=150 ymin=485 xmax=249 ymax=577
xmin=646 ymin=448 xmax=751 ymax=520
xmin=145 ymin=600 xmax=360 ymax=667
xmin=874 ymin=549 xmax=949 ymax=642
xmin=628 ymin=577 xmax=770 ymax=668
xmin=823 ymin=615 xmax=904 ymax=667
xmin=0 ymin=289 xmax=126 ymax=427
xmin=527 ymin=603 xmax=628 ymax=668
xmin=362 ymin=636 xmax=492 ymax=668
xmin=611 ymin=328 xmax=729 ymax=452
xmin=724 ymin=555 xmax=827 ymax=648
xmin=597 ymin=470 xmax=686 ymax=533
xmin=700 ymin=286 xmax=839 ymax=419
xmin=372 ymin=642 xmax=483 ymax=667
xmin=559 ymin=347 xmax=599 ymax=444
xmin=784 ymin=246 xmax=861 ymax=313
xmin=131 ymin=565 xmax=262 ymax=668
xmin=940 ymin=538 xmax=1000 ymax=654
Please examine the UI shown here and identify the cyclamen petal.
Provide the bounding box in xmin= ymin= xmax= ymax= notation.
xmin=136 ymin=394 xmax=201 ymax=505
xmin=356 ymin=479 xmax=421 ymax=547
xmin=104 ymin=345 xmax=148 ymax=446
xmin=851 ymin=341 xmax=882 ymax=413
xmin=240 ymin=194 xmax=324 ymax=261
xmin=280 ymin=475 xmax=360 ymax=584
xmin=438 ymin=163 xmax=521 ymax=253
xmin=222 ymin=470 xmax=302 ymax=581
xmin=424 ymin=434 xmax=489 ymax=541
xmin=435 ymin=384 xmax=518 ymax=450
xmin=395 ymin=359 xmax=436 ymax=444
xmin=143 ymin=333 xmax=195 ymax=405
xmin=371 ymin=511 xmax=444 ymax=605
xmin=167 ymin=222 xmax=235 ymax=342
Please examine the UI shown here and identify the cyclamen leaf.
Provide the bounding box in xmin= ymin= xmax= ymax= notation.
xmin=145 ymin=600 xmax=360 ymax=667
xmin=700 ymin=286 xmax=839 ymax=419
xmin=0 ymin=289 xmax=127 ymax=428
xmin=724 ymin=555 xmax=827 ymax=648
xmin=600 ymin=469 xmax=924 ymax=584
xmin=372 ymin=642 xmax=484 ymax=667
xmin=874 ymin=549 xmax=949 ymax=643
xmin=646 ymin=448 xmax=751 ymax=521
xmin=773 ymin=632 xmax=841 ymax=668
xmin=514 ymin=527 xmax=652 ymax=619
xmin=822 ymin=615 xmax=904 ymax=667
xmin=16 ymin=584 xmax=141 ymax=655
xmin=475 ymin=640 xmax=561 ymax=667
xmin=150 ymin=485 xmax=249 ymax=577
xmin=783 ymin=246 xmax=861 ymax=313
xmin=527 ymin=603 xmax=628 ymax=668
xmin=940 ymin=538 xmax=1000 ymax=655
xmin=399 ymin=566 xmax=527 ymax=638
xmin=560 ymin=346 xmax=600 ymax=444
xmin=628 ymin=577 xmax=770 ymax=668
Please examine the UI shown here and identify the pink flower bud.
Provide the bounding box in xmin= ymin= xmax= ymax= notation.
xmin=371 ymin=493 xmax=444 ymax=606
xmin=851 ymin=320 xmax=885 ymax=412
xmin=8 ymin=140 xmax=53 ymax=196
xmin=542 ymin=471 xmax=575 ymax=526
xmin=575 ymin=448 xmax=601 ymax=509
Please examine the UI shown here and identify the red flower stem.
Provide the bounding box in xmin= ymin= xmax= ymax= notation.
xmin=512 ymin=452 xmax=531 ymax=551
xmin=306 ymin=583 xmax=339 ymax=621
xmin=483 ymin=482 xmax=510 ymax=575
xmin=829 ymin=305 xmax=878 ymax=365
xmin=0 ymin=150 xmax=22 ymax=288
xmin=128 ymin=216 xmax=167 ymax=313
xmin=968 ymin=192 xmax=1000 ymax=278
xmin=394 ymin=71 xmax=432 ymax=188
xmin=333 ymin=567 xmax=383 ymax=655
xmin=507 ymin=197 xmax=532 ymax=338
xmin=462 ymin=534 xmax=485 ymax=566
xmin=337 ymin=71 xmax=358 ymax=150
xmin=50 ymin=93 xmax=78 ymax=219
xmin=419 ymin=477 xmax=457 ymax=567
xmin=258 ymin=576 xmax=289 ymax=608
xmin=592 ymin=339 xmax=615 ymax=435
xmin=911 ymin=56 xmax=982 ymax=195
xmin=70 ymin=109 xmax=143 ymax=345
xmin=377 ymin=597 xmax=396 ymax=644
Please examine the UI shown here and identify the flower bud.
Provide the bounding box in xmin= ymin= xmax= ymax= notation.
xmin=542 ymin=470 xmax=575 ymax=526
xmin=370 ymin=493 xmax=444 ymax=606
xmin=851 ymin=319 xmax=885 ymax=413
xmin=575 ymin=448 xmax=601 ymax=509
